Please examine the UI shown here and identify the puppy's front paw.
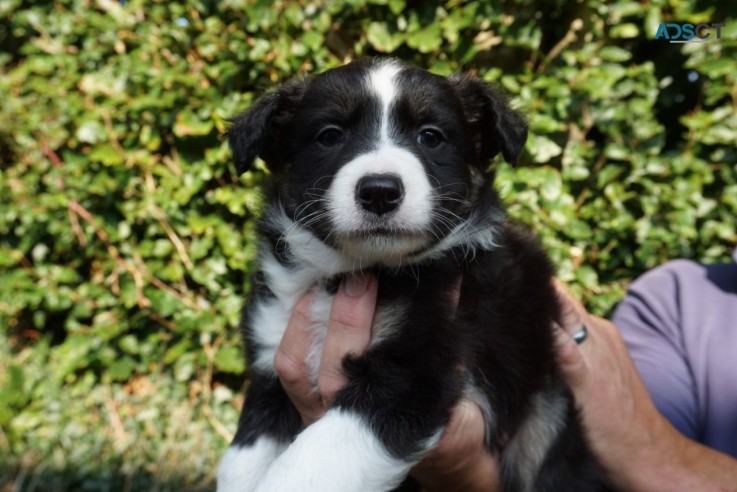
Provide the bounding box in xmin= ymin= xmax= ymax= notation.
xmin=255 ymin=410 xmax=414 ymax=492
xmin=217 ymin=437 xmax=285 ymax=492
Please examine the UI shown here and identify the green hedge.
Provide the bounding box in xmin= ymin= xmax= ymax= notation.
xmin=1 ymin=0 xmax=735 ymax=489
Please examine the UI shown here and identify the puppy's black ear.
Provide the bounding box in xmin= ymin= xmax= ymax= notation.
xmin=228 ymin=93 xmax=279 ymax=175
xmin=449 ymin=74 xmax=528 ymax=165
xmin=228 ymin=78 xmax=307 ymax=175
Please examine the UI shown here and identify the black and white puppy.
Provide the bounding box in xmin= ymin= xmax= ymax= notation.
xmin=218 ymin=58 xmax=607 ymax=492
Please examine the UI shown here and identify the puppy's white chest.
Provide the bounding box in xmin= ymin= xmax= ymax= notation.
xmin=247 ymin=254 xmax=329 ymax=379
xmin=304 ymin=289 xmax=336 ymax=385
xmin=249 ymin=253 xmax=406 ymax=385
xmin=302 ymin=288 xmax=407 ymax=386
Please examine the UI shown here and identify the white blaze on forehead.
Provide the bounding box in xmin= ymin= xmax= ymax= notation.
xmin=369 ymin=60 xmax=402 ymax=142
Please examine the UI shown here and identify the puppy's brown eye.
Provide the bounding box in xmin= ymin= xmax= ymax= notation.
xmin=317 ymin=127 xmax=344 ymax=147
xmin=417 ymin=128 xmax=443 ymax=148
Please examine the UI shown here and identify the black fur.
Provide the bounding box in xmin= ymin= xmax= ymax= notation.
xmin=224 ymin=58 xmax=609 ymax=491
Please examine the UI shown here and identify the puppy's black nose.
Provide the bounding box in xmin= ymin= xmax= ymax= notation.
xmin=356 ymin=174 xmax=404 ymax=216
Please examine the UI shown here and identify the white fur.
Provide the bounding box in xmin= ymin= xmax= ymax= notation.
xmin=250 ymin=247 xmax=322 ymax=376
xmin=464 ymin=380 xmax=496 ymax=448
xmin=250 ymin=298 xmax=293 ymax=376
xmin=410 ymin=209 xmax=502 ymax=263
xmin=326 ymin=145 xmax=434 ymax=262
xmin=251 ymin=242 xmax=409 ymax=383
xmin=264 ymin=206 xmax=355 ymax=275
xmin=260 ymin=248 xmax=316 ymax=306
xmin=305 ymin=289 xmax=335 ymax=385
xmin=254 ymin=410 xmax=415 ymax=492
xmin=250 ymin=252 xmax=336 ymax=382
xmin=369 ymin=60 xmax=401 ymax=142
xmin=217 ymin=436 xmax=287 ymax=492
xmin=371 ymin=301 xmax=409 ymax=344
xmin=502 ymin=388 xmax=567 ymax=491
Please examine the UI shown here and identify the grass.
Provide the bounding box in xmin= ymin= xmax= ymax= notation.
xmin=0 ymin=331 xmax=243 ymax=492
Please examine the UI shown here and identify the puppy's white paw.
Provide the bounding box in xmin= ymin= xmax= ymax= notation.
xmin=255 ymin=410 xmax=414 ymax=492
xmin=217 ymin=437 xmax=285 ymax=492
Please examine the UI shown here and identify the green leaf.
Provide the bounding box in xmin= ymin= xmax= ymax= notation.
xmin=174 ymin=110 xmax=215 ymax=137
xmin=598 ymin=46 xmax=632 ymax=62
xmin=90 ymin=144 xmax=123 ymax=166
xmin=610 ymin=23 xmax=640 ymax=38
xmin=108 ymin=356 xmax=137 ymax=381
xmin=576 ymin=265 xmax=599 ymax=289
xmin=367 ymin=22 xmax=404 ymax=52
xmin=406 ymin=23 xmax=442 ymax=53
xmin=214 ymin=346 xmax=245 ymax=374
xmin=76 ymin=120 xmax=106 ymax=144
xmin=528 ymin=135 xmax=562 ymax=163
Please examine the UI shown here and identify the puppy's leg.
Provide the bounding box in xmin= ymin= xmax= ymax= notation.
xmin=217 ymin=372 xmax=302 ymax=492
xmin=254 ymin=329 xmax=462 ymax=492
xmin=499 ymin=384 xmax=608 ymax=492
xmin=218 ymin=436 xmax=284 ymax=492
xmin=255 ymin=409 xmax=422 ymax=492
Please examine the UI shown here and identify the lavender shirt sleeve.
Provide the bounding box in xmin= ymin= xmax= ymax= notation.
xmin=611 ymin=249 xmax=737 ymax=458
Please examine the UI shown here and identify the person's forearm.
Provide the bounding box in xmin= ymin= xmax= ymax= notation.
xmin=622 ymin=422 xmax=737 ymax=492
xmin=552 ymin=284 xmax=737 ymax=492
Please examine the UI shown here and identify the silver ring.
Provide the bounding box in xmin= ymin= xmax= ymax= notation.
xmin=572 ymin=324 xmax=588 ymax=344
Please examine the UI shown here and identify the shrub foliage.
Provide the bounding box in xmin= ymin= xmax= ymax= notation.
xmin=1 ymin=0 xmax=735 ymax=489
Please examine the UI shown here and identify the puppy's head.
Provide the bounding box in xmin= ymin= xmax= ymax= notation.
xmin=229 ymin=58 xmax=527 ymax=264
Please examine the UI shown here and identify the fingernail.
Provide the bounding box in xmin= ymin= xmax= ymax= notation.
xmin=343 ymin=275 xmax=370 ymax=297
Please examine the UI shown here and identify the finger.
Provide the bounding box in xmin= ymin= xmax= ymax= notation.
xmin=555 ymin=281 xmax=626 ymax=353
xmin=552 ymin=278 xmax=588 ymax=335
xmin=430 ymin=398 xmax=486 ymax=460
xmin=412 ymin=398 xmax=499 ymax=491
xmin=274 ymin=289 xmax=325 ymax=425
xmin=318 ymin=274 xmax=377 ymax=404
xmin=552 ymin=320 xmax=588 ymax=387
xmin=551 ymin=281 xmax=589 ymax=388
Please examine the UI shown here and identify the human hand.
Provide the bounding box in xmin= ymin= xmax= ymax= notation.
xmin=274 ymin=275 xmax=378 ymax=425
xmin=411 ymin=399 xmax=499 ymax=492
xmin=552 ymin=280 xmax=737 ymax=492
xmin=274 ymin=275 xmax=499 ymax=491
xmin=552 ymin=280 xmax=665 ymax=489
